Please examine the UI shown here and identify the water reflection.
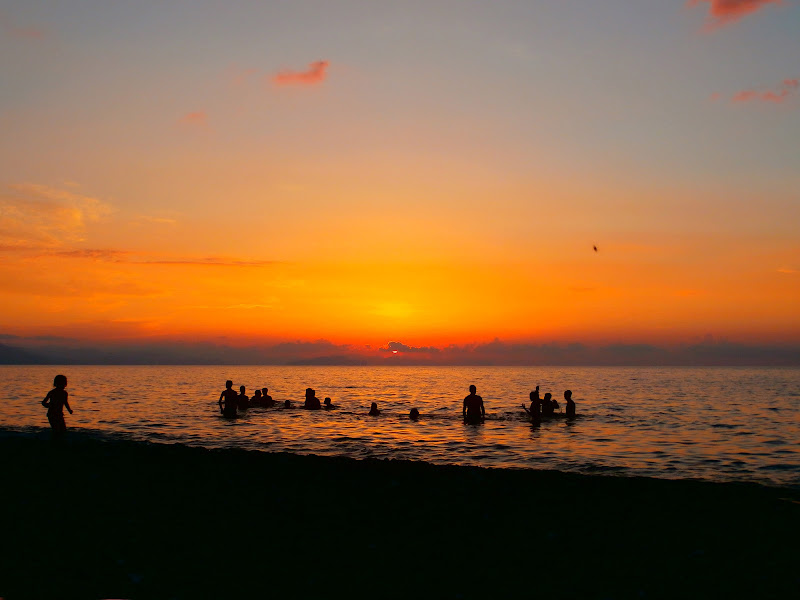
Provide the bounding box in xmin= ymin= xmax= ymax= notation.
xmin=0 ymin=365 xmax=798 ymax=487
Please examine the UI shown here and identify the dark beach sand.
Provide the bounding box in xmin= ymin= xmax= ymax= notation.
xmin=1 ymin=432 xmax=797 ymax=599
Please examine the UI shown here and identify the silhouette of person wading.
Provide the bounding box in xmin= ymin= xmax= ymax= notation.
xmin=42 ymin=374 xmax=72 ymax=436
xmin=219 ymin=380 xmax=238 ymax=418
xmin=463 ymin=384 xmax=485 ymax=424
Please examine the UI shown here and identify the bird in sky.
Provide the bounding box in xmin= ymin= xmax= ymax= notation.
xmin=593 ymin=245 xmax=598 ymax=252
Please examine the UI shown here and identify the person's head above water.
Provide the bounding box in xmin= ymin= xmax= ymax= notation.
xmin=469 ymin=384 xmax=476 ymax=394
xmin=53 ymin=374 xmax=67 ymax=389
xmin=262 ymin=387 xmax=268 ymax=394
xmin=324 ymin=397 xmax=332 ymax=406
xmin=284 ymin=399 xmax=291 ymax=408
xmin=409 ymin=408 xmax=420 ymax=420
xmin=564 ymin=390 xmax=572 ymax=400
xmin=239 ymin=385 xmax=246 ymax=393
xmin=544 ymin=392 xmax=552 ymax=401
xmin=225 ymin=380 xmax=233 ymax=389
xmin=253 ymin=389 xmax=262 ymax=398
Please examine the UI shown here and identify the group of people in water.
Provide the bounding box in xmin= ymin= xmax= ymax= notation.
xmin=216 ymin=380 xmax=576 ymax=424
xmin=39 ymin=374 xmax=576 ymax=436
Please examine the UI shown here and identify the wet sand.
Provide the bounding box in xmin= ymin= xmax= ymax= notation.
xmin=1 ymin=432 xmax=797 ymax=599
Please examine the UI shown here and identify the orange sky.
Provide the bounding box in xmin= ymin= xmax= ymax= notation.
xmin=1 ymin=1 xmax=799 ymax=355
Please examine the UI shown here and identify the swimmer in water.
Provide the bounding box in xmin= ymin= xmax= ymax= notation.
xmin=304 ymin=388 xmax=321 ymax=410
xmin=368 ymin=402 xmax=380 ymax=416
xmin=323 ymin=397 xmax=336 ymax=409
xmin=522 ymin=386 xmax=541 ymax=423
xmin=251 ymin=389 xmax=263 ymax=406
xmin=262 ymin=387 xmax=274 ymax=408
xmin=237 ymin=385 xmax=250 ymax=411
xmin=284 ymin=399 xmax=292 ymax=409
xmin=409 ymin=408 xmax=420 ymax=421
xmin=219 ymin=380 xmax=238 ymax=418
xmin=564 ymin=390 xmax=576 ymax=418
xmin=542 ymin=392 xmax=554 ymax=416
xmin=462 ymin=384 xmax=485 ymax=424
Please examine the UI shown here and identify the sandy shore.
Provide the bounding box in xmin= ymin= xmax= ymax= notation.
xmin=0 ymin=431 xmax=797 ymax=599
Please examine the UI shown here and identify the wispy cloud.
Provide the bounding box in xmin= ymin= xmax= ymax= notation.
xmin=139 ymin=257 xmax=279 ymax=267
xmin=178 ymin=111 xmax=208 ymax=127
xmin=688 ymin=0 xmax=782 ymax=29
xmin=724 ymin=77 xmax=799 ymax=104
xmin=777 ymin=267 xmax=798 ymax=274
xmin=273 ymin=60 xmax=330 ymax=86
xmin=380 ymin=341 xmax=440 ymax=354
xmin=0 ymin=183 xmax=112 ymax=248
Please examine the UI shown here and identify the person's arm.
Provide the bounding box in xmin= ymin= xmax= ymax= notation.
xmin=462 ymin=397 xmax=467 ymax=418
xmin=218 ymin=391 xmax=225 ymax=412
xmin=481 ymin=399 xmax=485 ymax=418
xmin=521 ymin=403 xmax=530 ymax=413
xmin=64 ymin=392 xmax=73 ymax=414
xmin=42 ymin=390 xmax=52 ymax=407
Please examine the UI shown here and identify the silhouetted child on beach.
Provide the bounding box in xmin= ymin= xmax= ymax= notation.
xmin=219 ymin=380 xmax=238 ymax=418
xmin=564 ymin=390 xmax=576 ymax=418
xmin=262 ymin=387 xmax=274 ymax=408
xmin=463 ymin=384 xmax=485 ymax=424
xmin=368 ymin=402 xmax=380 ymax=416
xmin=42 ymin=374 xmax=72 ymax=435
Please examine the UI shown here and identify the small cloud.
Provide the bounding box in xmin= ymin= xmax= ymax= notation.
xmin=178 ymin=111 xmax=208 ymax=127
xmin=50 ymin=248 xmax=130 ymax=262
xmin=725 ymin=77 xmax=799 ymax=104
xmin=138 ymin=256 xmax=278 ymax=267
xmin=379 ymin=341 xmax=440 ymax=354
xmin=777 ymin=267 xmax=798 ymax=274
xmin=688 ymin=0 xmax=782 ymax=29
xmin=136 ymin=216 xmax=177 ymax=225
xmin=273 ymin=60 xmax=330 ymax=86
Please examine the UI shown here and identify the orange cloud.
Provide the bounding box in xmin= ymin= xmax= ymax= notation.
xmin=179 ymin=111 xmax=208 ymax=126
xmin=273 ymin=60 xmax=330 ymax=86
xmin=730 ymin=77 xmax=799 ymax=104
xmin=689 ymin=0 xmax=782 ymax=28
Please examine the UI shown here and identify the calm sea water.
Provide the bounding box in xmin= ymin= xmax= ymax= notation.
xmin=1 ymin=365 xmax=798 ymax=487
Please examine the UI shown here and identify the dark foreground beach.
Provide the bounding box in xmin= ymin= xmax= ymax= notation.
xmin=1 ymin=432 xmax=797 ymax=599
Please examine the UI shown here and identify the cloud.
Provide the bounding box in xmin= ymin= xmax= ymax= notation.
xmin=178 ymin=111 xmax=208 ymax=127
xmin=777 ymin=267 xmax=798 ymax=274
xmin=50 ymin=248 xmax=131 ymax=261
xmin=273 ymin=60 xmax=330 ymax=86
xmin=138 ymin=257 xmax=279 ymax=267
xmin=688 ymin=0 xmax=782 ymax=28
xmin=729 ymin=77 xmax=799 ymax=104
xmin=380 ymin=341 xmax=440 ymax=354
xmin=0 ymin=183 xmax=112 ymax=248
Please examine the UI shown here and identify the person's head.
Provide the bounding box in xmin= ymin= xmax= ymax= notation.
xmin=284 ymin=399 xmax=291 ymax=408
xmin=225 ymin=380 xmax=233 ymax=389
xmin=544 ymin=392 xmax=552 ymax=401
xmin=564 ymin=390 xmax=572 ymax=400
xmin=262 ymin=387 xmax=268 ymax=395
xmin=324 ymin=397 xmax=332 ymax=406
xmin=469 ymin=384 xmax=476 ymax=394
xmin=240 ymin=385 xmax=246 ymax=394
xmin=254 ymin=389 xmax=262 ymax=398
xmin=53 ymin=374 xmax=67 ymax=389
xmin=305 ymin=387 xmax=313 ymax=398
xmin=409 ymin=408 xmax=420 ymax=420
xmin=532 ymin=388 xmax=540 ymax=400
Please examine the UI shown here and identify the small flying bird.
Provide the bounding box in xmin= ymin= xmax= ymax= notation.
xmin=593 ymin=245 xmax=598 ymax=252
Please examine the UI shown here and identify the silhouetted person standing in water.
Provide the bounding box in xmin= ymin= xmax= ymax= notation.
xmin=304 ymin=388 xmax=321 ymax=410
xmin=261 ymin=387 xmax=274 ymax=408
xmin=542 ymin=392 xmax=555 ymax=416
xmin=237 ymin=385 xmax=249 ymax=411
xmin=463 ymin=384 xmax=485 ymax=424
xmin=522 ymin=386 xmax=541 ymax=423
xmin=42 ymin=374 xmax=72 ymax=436
xmin=219 ymin=380 xmax=238 ymax=418
xmin=564 ymin=390 xmax=576 ymax=418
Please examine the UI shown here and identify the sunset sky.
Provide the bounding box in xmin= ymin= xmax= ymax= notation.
xmin=1 ymin=0 xmax=798 ymax=362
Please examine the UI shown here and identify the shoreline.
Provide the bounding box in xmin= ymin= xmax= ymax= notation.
xmin=1 ymin=434 xmax=798 ymax=598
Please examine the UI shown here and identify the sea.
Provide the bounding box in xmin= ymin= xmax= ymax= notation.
xmin=1 ymin=365 xmax=798 ymax=488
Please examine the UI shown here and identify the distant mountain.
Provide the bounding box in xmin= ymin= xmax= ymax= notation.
xmin=0 ymin=343 xmax=48 ymax=364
